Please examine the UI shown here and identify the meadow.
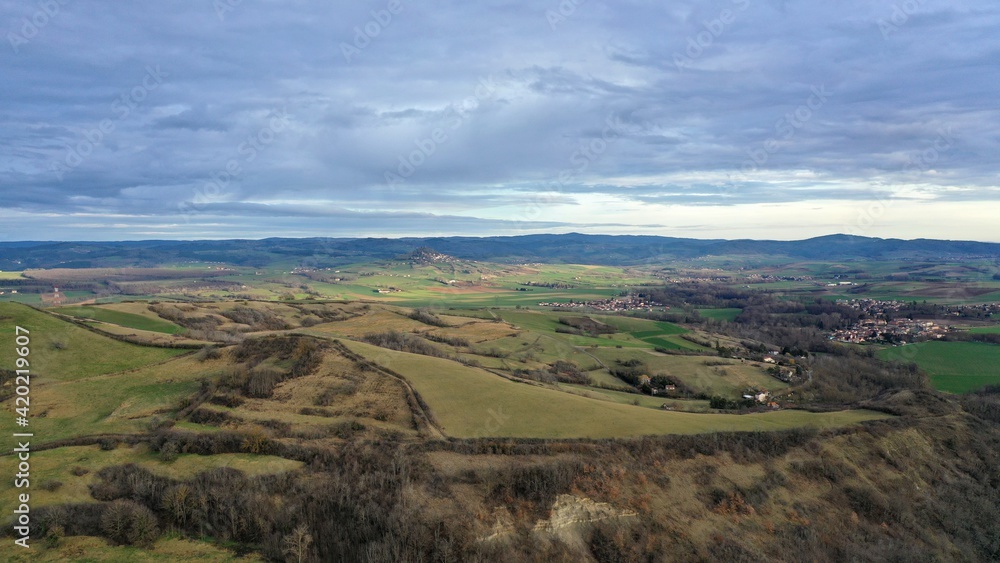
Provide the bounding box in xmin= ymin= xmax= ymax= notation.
xmin=0 ymin=303 xmax=186 ymax=381
xmin=880 ymin=341 xmax=1000 ymax=393
xmin=590 ymin=347 xmax=788 ymax=398
xmin=54 ymin=304 xmax=184 ymax=334
xmin=343 ymin=340 xmax=889 ymax=439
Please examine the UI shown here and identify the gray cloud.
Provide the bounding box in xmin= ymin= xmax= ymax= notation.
xmin=0 ymin=0 xmax=997 ymax=240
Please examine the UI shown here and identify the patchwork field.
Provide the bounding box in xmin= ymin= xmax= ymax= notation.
xmin=1 ymin=245 xmax=999 ymax=560
xmin=880 ymin=341 xmax=1000 ymax=393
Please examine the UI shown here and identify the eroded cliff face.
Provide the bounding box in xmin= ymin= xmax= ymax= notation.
xmin=481 ymin=494 xmax=637 ymax=544
xmin=533 ymin=494 xmax=638 ymax=534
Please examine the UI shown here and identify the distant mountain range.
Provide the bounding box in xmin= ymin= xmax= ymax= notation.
xmin=1 ymin=234 xmax=999 ymax=270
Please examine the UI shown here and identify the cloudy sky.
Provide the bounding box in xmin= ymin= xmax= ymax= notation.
xmin=1 ymin=0 xmax=998 ymax=242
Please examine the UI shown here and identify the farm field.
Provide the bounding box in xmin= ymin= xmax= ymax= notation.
xmin=590 ymin=347 xmax=788 ymax=398
xmin=879 ymin=341 xmax=1000 ymax=393
xmin=495 ymin=309 xmax=703 ymax=350
xmin=558 ymin=383 xmax=712 ymax=411
xmin=76 ymin=321 xmax=212 ymax=347
xmin=5 ymin=353 xmax=220 ymax=442
xmin=343 ymin=340 xmax=889 ymax=439
xmin=54 ymin=303 xmax=185 ymax=334
xmin=6 ymin=536 xmax=262 ymax=562
xmin=0 ymin=303 xmax=187 ymax=380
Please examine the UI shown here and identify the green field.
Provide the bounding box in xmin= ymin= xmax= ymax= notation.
xmin=559 ymin=383 xmax=711 ymax=411
xmin=6 ymin=537 xmax=261 ymax=562
xmin=591 ymin=347 xmax=787 ymax=398
xmin=6 ymin=353 xmax=219 ymax=442
xmin=495 ymin=309 xmax=703 ymax=350
xmin=880 ymin=341 xmax=1000 ymax=393
xmin=343 ymin=340 xmax=889 ymax=438
xmin=0 ymin=303 xmax=187 ymax=380
xmin=969 ymin=325 xmax=1000 ymax=334
xmin=0 ymin=292 xmax=41 ymax=304
xmin=55 ymin=305 xmax=184 ymax=334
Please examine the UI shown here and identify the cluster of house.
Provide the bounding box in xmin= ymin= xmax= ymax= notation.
xmin=373 ymin=287 xmax=402 ymax=294
xmin=827 ymin=298 xmax=954 ymax=343
xmin=742 ymin=390 xmax=776 ymax=406
xmin=831 ymin=318 xmax=948 ymax=344
xmin=658 ymin=275 xmax=731 ymax=283
xmin=636 ymin=374 xmax=675 ymax=394
xmin=745 ymin=273 xmax=812 ymax=283
xmin=761 ymin=355 xmax=799 ymax=382
xmin=537 ymin=295 xmax=667 ymax=312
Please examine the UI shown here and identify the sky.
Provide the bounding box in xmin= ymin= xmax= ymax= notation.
xmin=1 ymin=0 xmax=998 ymax=242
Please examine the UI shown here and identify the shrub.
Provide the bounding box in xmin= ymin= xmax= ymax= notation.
xmin=40 ymin=479 xmax=63 ymax=492
xmin=100 ymin=499 xmax=160 ymax=546
xmin=160 ymin=441 xmax=180 ymax=462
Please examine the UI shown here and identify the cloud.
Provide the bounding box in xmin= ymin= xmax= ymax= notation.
xmin=0 ymin=0 xmax=997 ymax=241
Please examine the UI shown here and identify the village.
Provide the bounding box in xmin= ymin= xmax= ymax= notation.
xmin=830 ymin=299 xmax=950 ymax=343
xmin=538 ymin=294 xmax=668 ymax=312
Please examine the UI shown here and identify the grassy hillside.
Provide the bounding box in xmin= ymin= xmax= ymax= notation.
xmin=0 ymin=303 xmax=186 ymax=381
xmin=880 ymin=341 xmax=1000 ymax=393
xmin=7 ymin=353 xmax=222 ymax=442
xmin=592 ymin=347 xmax=788 ymax=398
xmin=342 ymin=340 xmax=888 ymax=438
xmin=55 ymin=304 xmax=184 ymax=334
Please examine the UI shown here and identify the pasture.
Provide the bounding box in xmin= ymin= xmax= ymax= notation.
xmin=0 ymin=303 xmax=187 ymax=381
xmin=343 ymin=340 xmax=889 ymax=439
xmin=55 ymin=304 xmax=184 ymax=334
xmin=10 ymin=353 xmax=220 ymax=442
xmin=879 ymin=341 xmax=1000 ymax=393
xmin=591 ymin=347 xmax=788 ymax=398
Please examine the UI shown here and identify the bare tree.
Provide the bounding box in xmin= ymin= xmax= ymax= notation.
xmin=283 ymin=523 xmax=313 ymax=563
